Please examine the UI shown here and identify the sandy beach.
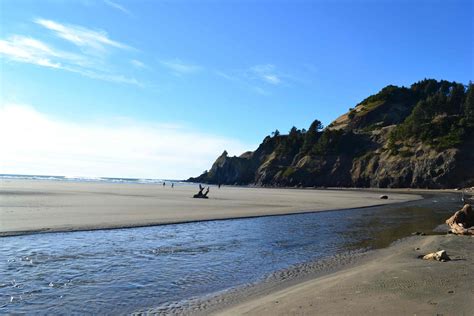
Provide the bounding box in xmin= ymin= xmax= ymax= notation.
xmin=2 ymin=179 xmax=471 ymax=315
xmin=0 ymin=180 xmax=421 ymax=236
xmin=217 ymin=234 xmax=474 ymax=315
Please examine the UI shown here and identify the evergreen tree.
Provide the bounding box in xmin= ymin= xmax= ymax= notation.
xmin=447 ymin=83 xmax=466 ymax=114
xmin=391 ymin=80 xmax=469 ymax=149
xmin=289 ymin=126 xmax=299 ymax=137
xmin=464 ymin=82 xmax=474 ymax=128
xmin=302 ymin=119 xmax=323 ymax=153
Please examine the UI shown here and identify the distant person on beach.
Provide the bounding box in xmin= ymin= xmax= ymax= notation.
xmin=171 ymin=183 xmax=174 ymax=188
xmin=163 ymin=182 xmax=166 ymax=187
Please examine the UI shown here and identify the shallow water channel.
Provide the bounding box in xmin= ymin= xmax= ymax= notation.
xmin=0 ymin=193 xmax=460 ymax=314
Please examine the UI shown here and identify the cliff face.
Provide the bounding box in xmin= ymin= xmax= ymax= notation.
xmin=188 ymin=79 xmax=474 ymax=188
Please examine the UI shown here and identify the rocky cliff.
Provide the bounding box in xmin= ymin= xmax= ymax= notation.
xmin=188 ymin=79 xmax=474 ymax=188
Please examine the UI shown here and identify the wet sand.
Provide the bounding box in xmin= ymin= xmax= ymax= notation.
xmin=217 ymin=234 xmax=474 ymax=315
xmin=0 ymin=180 xmax=420 ymax=236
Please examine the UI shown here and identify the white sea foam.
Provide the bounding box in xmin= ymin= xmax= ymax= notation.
xmin=0 ymin=174 xmax=176 ymax=185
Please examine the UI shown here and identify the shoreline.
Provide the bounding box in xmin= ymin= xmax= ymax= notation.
xmin=133 ymin=192 xmax=464 ymax=315
xmin=212 ymin=234 xmax=474 ymax=315
xmin=135 ymin=191 xmax=465 ymax=315
xmin=0 ymin=199 xmax=426 ymax=238
xmin=140 ymin=244 xmax=380 ymax=315
xmin=0 ymin=179 xmax=423 ymax=237
xmin=0 ymin=204 xmax=391 ymax=238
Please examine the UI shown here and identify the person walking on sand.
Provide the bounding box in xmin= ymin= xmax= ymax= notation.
xmin=163 ymin=182 xmax=166 ymax=187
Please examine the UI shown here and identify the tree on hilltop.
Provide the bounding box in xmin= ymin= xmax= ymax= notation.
xmin=302 ymin=119 xmax=324 ymax=153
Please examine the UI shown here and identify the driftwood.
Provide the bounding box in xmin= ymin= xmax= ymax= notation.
xmin=422 ymin=250 xmax=451 ymax=262
xmin=446 ymin=204 xmax=474 ymax=235
xmin=193 ymin=184 xmax=210 ymax=199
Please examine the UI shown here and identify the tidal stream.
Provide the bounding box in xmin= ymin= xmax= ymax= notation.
xmin=0 ymin=193 xmax=460 ymax=314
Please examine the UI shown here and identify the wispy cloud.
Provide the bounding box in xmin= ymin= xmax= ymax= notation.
xmin=35 ymin=18 xmax=131 ymax=55
xmin=0 ymin=36 xmax=63 ymax=69
xmin=65 ymin=67 xmax=142 ymax=86
xmin=1 ymin=19 xmax=143 ymax=86
xmin=214 ymin=64 xmax=286 ymax=95
xmin=160 ymin=59 xmax=203 ymax=76
xmin=0 ymin=104 xmax=253 ymax=179
xmin=0 ymin=35 xmax=91 ymax=69
xmin=104 ymin=0 xmax=132 ymax=16
xmin=250 ymin=64 xmax=282 ymax=85
xmin=130 ymin=59 xmax=148 ymax=69
xmin=215 ymin=70 xmax=238 ymax=81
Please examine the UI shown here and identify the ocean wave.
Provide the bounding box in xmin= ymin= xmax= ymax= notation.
xmin=0 ymin=174 xmax=178 ymax=185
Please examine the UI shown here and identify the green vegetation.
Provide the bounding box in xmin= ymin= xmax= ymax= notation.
xmin=312 ymin=129 xmax=343 ymax=155
xmin=357 ymin=100 xmax=384 ymax=115
xmin=282 ymin=167 xmax=296 ymax=178
xmin=311 ymin=129 xmax=365 ymax=156
xmin=301 ymin=119 xmax=323 ymax=153
xmin=267 ymin=79 xmax=472 ymax=157
xmin=192 ymin=79 xmax=474 ymax=188
xmin=357 ymin=85 xmax=413 ymax=109
xmin=389 ymin=80 xmax=473 ymax=150
xmin=348 ymin=110 xmax=356 ymax=119
xmin=463 ymin=82 xmax=474 ymax=127
xmin=274 ymin=126 xmax=304 ymax=159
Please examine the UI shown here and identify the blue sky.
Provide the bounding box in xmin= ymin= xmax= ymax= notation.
xmin=0 ymin=0 xmax=472 ymax=178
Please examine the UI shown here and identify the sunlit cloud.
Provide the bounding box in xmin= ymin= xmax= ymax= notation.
xmin=35 ymin=18 xmax=131 ymax=55
xmin=250 ymin=64 xmax=281 ymax=85
xmin=214 ymin=67 xmax=279 ymax=95
xmin=65 ymin=67 xmax=143 ymax=86
xmin=104 ymin=0 xmax=132 ymax=16
xmin=130 ymin=59 xmax=148 ymax=69
xmin=0 ymin=19 xmax=143 ymax=86
xmin=0 ymin=35 xmax=84 ymax=69
xmin=160 ymin=59 xmax=203 ymax=76
xmin=0 ymin=35 xmax=141 ymax=86
xmin=0 ymin=104 xmax=254 ymax=179
xmin=215 ymin=70 xmax=238 ymax=81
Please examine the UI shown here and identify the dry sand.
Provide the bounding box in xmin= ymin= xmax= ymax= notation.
xmin=217 ymin=234 xmax=474 ymax=316
xmin=0 ymin=180 xmax=420 ymax=236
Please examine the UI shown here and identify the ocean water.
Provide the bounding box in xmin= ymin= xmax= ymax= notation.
xmin=0 ymin=193 xmax=460 ymax=314
xmin=0 ymin=174 xmax=184 ymax=185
